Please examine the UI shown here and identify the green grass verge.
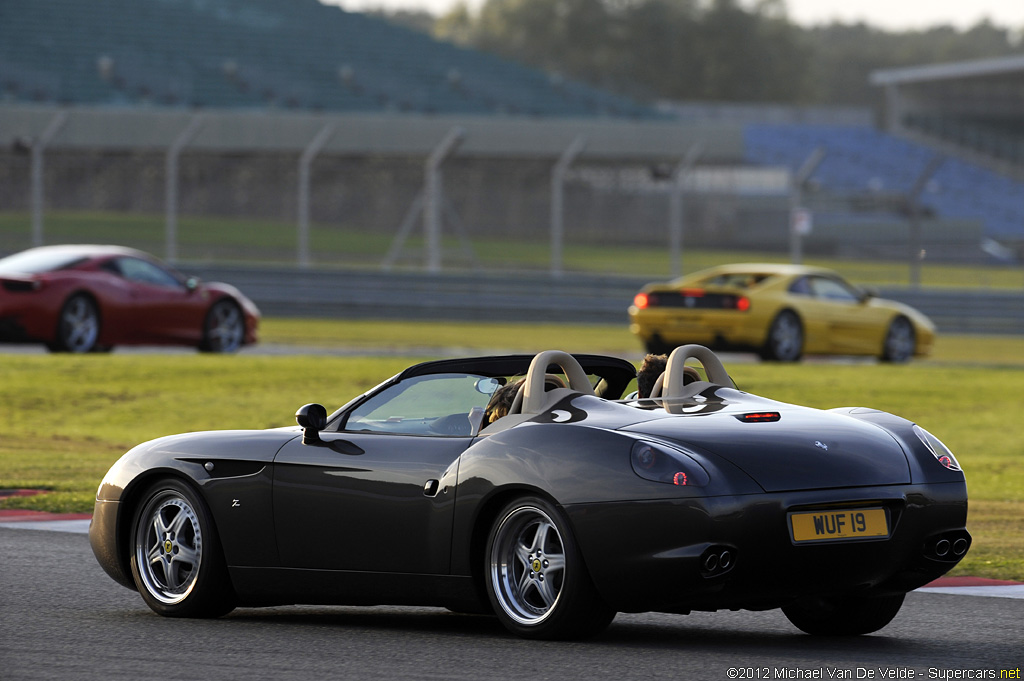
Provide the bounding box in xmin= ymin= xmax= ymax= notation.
xmin=1 ymin=323 xmax=1022 ymax=580
xmin=3 ymin=210 xmax=1024 ymax=287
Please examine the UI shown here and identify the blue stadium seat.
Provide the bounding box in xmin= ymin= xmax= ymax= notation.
xmin=0 ymin=0 xmax=657 ymax=118
xmin=745 ymin=123 xmax=1024 ymax=241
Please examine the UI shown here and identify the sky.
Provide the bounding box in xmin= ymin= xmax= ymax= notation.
xmin=329 ymin=0 xmax=1024 ymax=31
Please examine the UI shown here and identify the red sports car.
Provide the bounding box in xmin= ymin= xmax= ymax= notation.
xmin=0 ymin=245 xmax=259 ymax=353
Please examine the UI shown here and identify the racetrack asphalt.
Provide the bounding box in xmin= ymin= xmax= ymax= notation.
xmin=2 ymin=502 xmax=1021 ymax=600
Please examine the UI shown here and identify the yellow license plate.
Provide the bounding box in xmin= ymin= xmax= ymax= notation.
xmin=790 ymin=507 xmax=889 ymax=543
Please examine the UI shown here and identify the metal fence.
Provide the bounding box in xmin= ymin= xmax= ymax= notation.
xmin=1 ymin=105 xmax=1019 ymax=285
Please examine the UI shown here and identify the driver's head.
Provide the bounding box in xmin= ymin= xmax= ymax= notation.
xmin=637 ymin=353 xmax=667 ymax=399
xmin=485 ymin=378 xmax=523 ymax=424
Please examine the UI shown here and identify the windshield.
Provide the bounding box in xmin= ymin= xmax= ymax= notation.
xmin=0 ymin=250 xmax=87 ymax=275
xmin=344 ymin=373 xmax=494 ymax=436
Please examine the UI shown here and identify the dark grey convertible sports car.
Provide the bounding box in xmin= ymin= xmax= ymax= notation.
xmin=90 ymin=346 xmax=970 ymax=639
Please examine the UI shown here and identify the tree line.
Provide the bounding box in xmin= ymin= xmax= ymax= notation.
xmin=370 ymin=0 xmax=1021 ymax=110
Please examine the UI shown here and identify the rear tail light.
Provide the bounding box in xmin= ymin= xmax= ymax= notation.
xmin=914 ymin=425 xmax=962 ymax=471
xmin=630 ymin=441 xmax=710 ymax=487
xmin=632 ymin=290 xmax=749 ymax=310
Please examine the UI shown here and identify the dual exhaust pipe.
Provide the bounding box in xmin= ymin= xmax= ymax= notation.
xmin=926 ymin=530 xmax=971 ymax=561
xmin=700 ymin=545 xmax=736 ymax=577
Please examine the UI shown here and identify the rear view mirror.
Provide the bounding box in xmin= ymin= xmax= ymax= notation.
xmin=475 ymin=377 xmax=505 ymax=395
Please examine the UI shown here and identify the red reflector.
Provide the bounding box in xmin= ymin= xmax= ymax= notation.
xmin=673 ymin=472 xmax=688 ymax=486
xmin=736 ymin=296 xmax=750 ymax=311
xmin=633 ymin=293 xmax=649 ymax=309
xmin=737 ymin=412 xmax=781 ymax=423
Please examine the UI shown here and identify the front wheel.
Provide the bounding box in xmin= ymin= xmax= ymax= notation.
xmin=200 ymin=299 xmax=244 ymax=353
xmin=485 ymin=496 xmax=615 ymax=640
xmin=760 ymin=310 xmax=803 ymax=362
xmin=881 ymin=317 xmax=915 ymax=363
xmin=129 ymin=479 xmax=235 ymax=618
xmin=782 ymin=593 xmax=905 ymax=636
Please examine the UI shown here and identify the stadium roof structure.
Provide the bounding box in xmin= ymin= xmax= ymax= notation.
xmin=870 ymin=54 xmax=1024 ymax=88
xmin=0 ymin=0 xmax=656 ymax=119
xmin=870 ymin=55 xmax=1024 ymax=167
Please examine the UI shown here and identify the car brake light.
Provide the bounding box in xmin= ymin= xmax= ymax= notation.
xmin=633 ymin=293 xmax=649 ymax=309
xmin=914 ymin=425 xmax=962 ymax=471
xmin=736 ymin=296 xmax=750 ymax=311
xmin=736 ymin=412 xmax=781 ymax=423
xmin=681 ymin=289 xmax=705 ymax=297
xmin=630 ymin=441 xmax=710 ymax=487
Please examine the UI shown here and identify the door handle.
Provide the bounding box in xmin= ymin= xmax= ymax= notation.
xmin=423 ymin=479 xmax=440 ymax=497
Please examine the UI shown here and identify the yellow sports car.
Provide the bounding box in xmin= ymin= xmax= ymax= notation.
xmin=629 ymin=264 xmax=935 ymax=362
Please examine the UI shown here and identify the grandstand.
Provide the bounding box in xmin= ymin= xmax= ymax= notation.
xmin=1 ymin=1 xmax=1022 ymax=268
xmin=0 ymin=0 xmax=654 ymax=118
xmin=871 ymin=55 xmax=1024 ymax=169
xmin=745 ymin=123 xmax=1024 ymax=258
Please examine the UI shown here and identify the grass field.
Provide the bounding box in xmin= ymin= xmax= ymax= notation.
xmin=1 ymin=319 xmax=1022 ymax=581
xmin=3 ymin=210 xmax=1024 ymax=288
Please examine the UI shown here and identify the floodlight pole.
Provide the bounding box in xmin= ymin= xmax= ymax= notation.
xmin=669 ymin=142 xmax=703 ymax=279
xmin=30 ymin=111 xmax=68 ymax=247
xmin=550 ymin=135 xmax=587 ymax=277
xmin=789 ymin=146 xmax=826 ymax=265
xmin=907 ymin=154 xmax=945 ymax=289
xmin=424 ymin=127 xmax=465 ymax=273
xmin=165 ymin=115 xmax=203 ymax=264
xmin=297 ymin=123 xmax=336 ymax=269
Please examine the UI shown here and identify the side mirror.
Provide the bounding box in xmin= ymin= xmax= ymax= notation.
xmin=860 ymin=286 xmax=879 ymax=303
xmin=295 ymin=403 xmax=327 ymax=445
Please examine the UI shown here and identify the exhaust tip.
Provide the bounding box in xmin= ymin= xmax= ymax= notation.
xmin=700 ymin=545 xmax=737 ymax=577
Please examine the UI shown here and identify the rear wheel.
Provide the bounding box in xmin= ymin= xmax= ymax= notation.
xmin=760 ymin=310 xmax=803 ymax=362
xmin=881 ymin=317 xmax=915 ymax=363
xmin=783 ymin=593 xmax=905 ymax=636
xmin=129 ymin=479 xmax=235 ymax=618
xmin=51 ymin=294 xmax=100 ymax=353
xmin=644 ymin=336 xmax=673 ymax=355
xmin=485 ymin=496 xmax=615 ymax=640
xmin=200 ymin=299 xmax=244 ymax=353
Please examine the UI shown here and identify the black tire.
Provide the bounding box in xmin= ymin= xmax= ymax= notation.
xmin=782 ymin=593 xmax=905 ymax=636
xmin=51 ymin=294 xmax=100 ymax=353
xmin=485 ymin=496 xmax=615 ymax=640
xmin=129 ymin=479 xmax=236 ymax=618
xmin=200 ymin=299 xmax=244 ymax=353
xmin=760 ymin=310 xmax=803 ymax=362
xmin=644 ymin=336 xmax=673 ymax=355
xmin=881 ymin=316 xmax=915 ymax=363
